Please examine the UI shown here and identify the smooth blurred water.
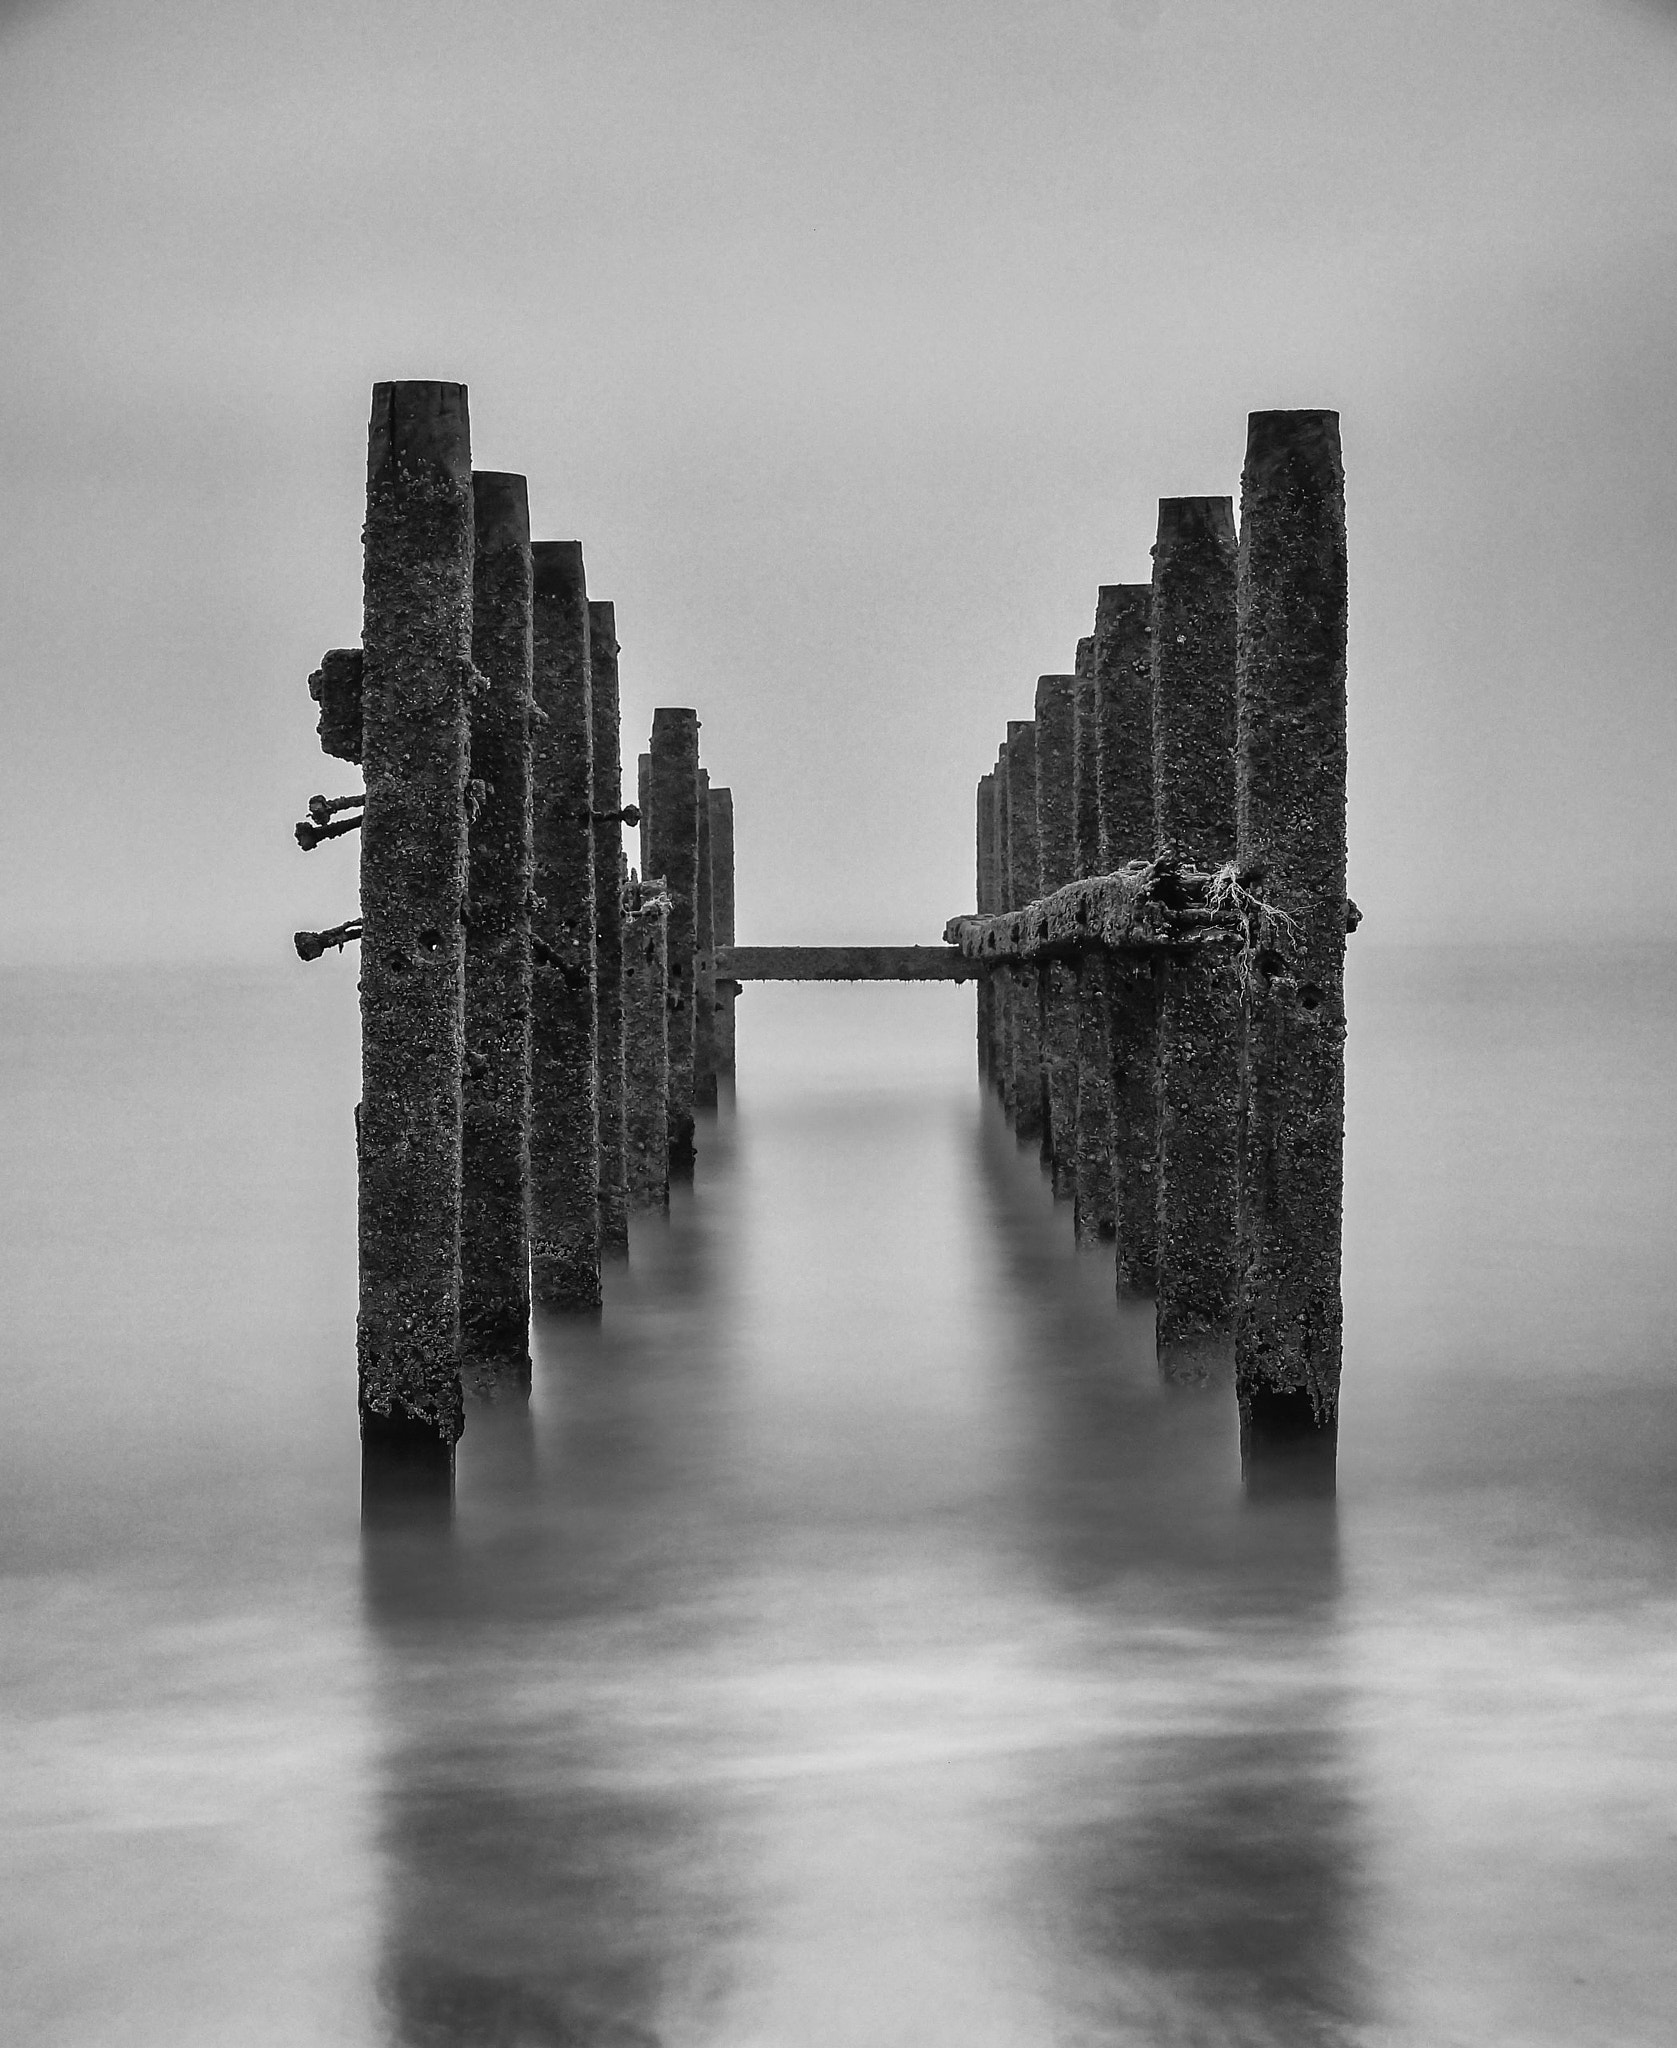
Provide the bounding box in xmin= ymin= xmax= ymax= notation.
xmin=3 ymin=949 xmax=1674 ymax=2046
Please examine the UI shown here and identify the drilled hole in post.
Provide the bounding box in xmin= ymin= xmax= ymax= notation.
xmin=417 ymin=928 xmax=444 ymax=956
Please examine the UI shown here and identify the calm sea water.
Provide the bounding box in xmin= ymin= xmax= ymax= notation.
xmin=3 ymin=947 xmax=1674 ymax=2046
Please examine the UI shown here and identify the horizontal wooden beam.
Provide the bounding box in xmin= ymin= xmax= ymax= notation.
xmin=720 ymin=945 xmax=980 ymax=983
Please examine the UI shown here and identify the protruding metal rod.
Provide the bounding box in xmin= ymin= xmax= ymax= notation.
xmin=309 ymin=792 xmax=365 ymax=825
xmin=295 ymin=813 xmax=363 ymax=849
xmin=460 ymin=469 xmax=534 ymax=1397
xmin=530 ymin=540 xmax=600 ymax=1312
xmin=1151 ymin=496 xmax=1240 ymax=1386
xmin=294 ymin=919 xmax=362 ymax=961
xmin=356 ymin=378 xmax=473 ymax=1492
xmin=1234 ymin=410 xmax=1349 ymax=1495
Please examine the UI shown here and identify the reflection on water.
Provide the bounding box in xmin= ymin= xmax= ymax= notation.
xmin=4 ymin=957 xmax=1677 ymax=2043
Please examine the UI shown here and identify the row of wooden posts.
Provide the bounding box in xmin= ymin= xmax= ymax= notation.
xmin=296 ymin=382 xmax=739 ymax=1488
xmin=298 ymin=383 xmax=1351 ymax=1498
xmin=945 ymin=407 xmax=1350 ymax=1490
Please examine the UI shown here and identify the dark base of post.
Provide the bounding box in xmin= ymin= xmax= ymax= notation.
xmin=530 ymin=1246 xmax=603 ymax=1313
xmin=460 ymin=1343 xmax=531 ymax=1404
xmin=361 ymin=1406 xmax=456 ymax=1521
xmin=669 ymin=1114 xmax=696 ymax=1180
xmin=1239 ymin=1386 xmax=1337 ymax=1499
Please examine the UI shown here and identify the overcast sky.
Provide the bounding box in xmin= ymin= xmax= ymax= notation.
xmin=3 ymin=0 xmax=1676 ymax=959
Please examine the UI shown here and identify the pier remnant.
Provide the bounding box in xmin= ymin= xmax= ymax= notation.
xmin=356 ymin=380 xmax=473 ymax=1482
xmin=975 ymin=772 xmax=999 ymax=1082
xmin=710 ymin=786 xmax=737 ymax=1087
xmin=695 ymin=767 xmax=718 ymax=1110
xmin=623 ymin=878 xmax=671 ymax=1208
xmin=1234 ymin=411 xmax=1348 ymax=1491
xmin=460 ymin=470 xmax=535 ymax=1397
xmin=1004 ymin=720 xmax=1045 ymax=1149
xmin=530 ymin=541 xmax=600 ymax=1311
xmin=648 ymin=710 xmax=701 ymax=1175
xmin=1035 ymin=674 xmax=1078 ymax=1194
xmin=590 ymin=600 xmax=630 ymax=1260
xmin=1151 ymin=496 xmax=1240 ymax=1386
xmin=1071 ymin=646 xmax=1115 ymax=1245
xmin=1095 ymin=583 xmax=1160 ymax=1294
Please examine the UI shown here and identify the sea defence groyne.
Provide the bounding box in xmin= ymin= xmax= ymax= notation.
xmin=295 ymin=383 xmax=1351 ymax=1502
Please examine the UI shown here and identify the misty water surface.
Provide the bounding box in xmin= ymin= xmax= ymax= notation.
xmin=3 ymin=948 xmax=1674 ymax=2046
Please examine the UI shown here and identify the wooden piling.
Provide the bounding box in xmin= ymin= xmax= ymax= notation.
xmin=1071 ymin=644 xmax=1115 ymax=1245
xmin=975 ymin=773 xmax=999 ymax=1083
xmin=1094 ymin=582 xmax=1160 ymax=1293
xmin=357 ymin=380 xmax=473 ymax=1485
xmin=1151 ymin=497 xmax=1240 ymax=1385
xmin=590 ymin=600 xmax=630 ymax=1260
xmin=710 ymin=786 xmax=737 ymax=1087
xmin=694 ymin=767 xmax=718 ymax=1110
xmin=1235 ymin=411 xmax=1349 ymax=1492
xmin=637 ymin=752 xmax=652 ymax=879
xmin=1034 ymin=674 xmax=1078 ymax=1194
xmin=460 ymin=470 xmax=534 ymax=1399
xmin=648 ymin=709 xmax=701 ymax=1175
xmin=993 ymin=740 xmax=1014 ymax=1112
xmin=530 ymin=541 xmax=600 ymax=1311
xmin=1003 ymin=720 xmax=1045 ymax=1148
xmin=622 ymin=880 xmax=671 ymax=1208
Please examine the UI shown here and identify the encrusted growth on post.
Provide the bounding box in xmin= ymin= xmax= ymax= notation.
xmin=1235 ymin=411 xmax=1349 ymax=1492
xmin=1035 ymin=675 xmax=1078 ymax=1196
xmin=1151 ymin=496 xmax=1240 ymax=1386
xmin=530 ymin=541 xmax=600 ymax=1311
xmin=590 ymin=600 xmax=630 ymax=1261
xmin=1071 ymin=644 xmax=1115 ymax=1244
xmin=460 ymin=470 xmax=534 ymax=1398
xmin=1004 ymin=720 xmax=1045 ymax=1149
xmin=357 ymin=380 xmax=473 ymax=1477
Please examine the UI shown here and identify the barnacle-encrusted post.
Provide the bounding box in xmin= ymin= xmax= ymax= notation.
xmin=1095 ymin=582 xmax=1160 ymax=1293
xmin=1151 ymin=496 xmax=1240 ymax=1385
xmin=648 ymin=709 xmax=701 ymax=1175
xmin=1004 ymin=719 xmax=1045 ymax=1149
xmin=460 ymin=470 xmax=534 ymax=1398
xmin=1235 ymin=410 xmax=1348 ymax=1493
xmin=590 ymin=600 xmax=630 ymax=1260
xmin=695 ymin=766 xmax=718 ymax=1110
xmin=1071 ymin=634 xmax=1115 ymax=1244
xmin=1035 ymin=674 xmax=1078 ymax=1194
xmin=530 ymin=541 xmax=600 ymax=1311
xmin=710 ymin=785 xmax=737 ymax=1089
xmin=975 ymin=772 xmax=1000 ymax=1083
xmin=623 ymin=878 xmax=671 ymax=1208
xmin=357 ymin=380 xmax=472 ymax=1496
xmin=992 ymin=740 xmax=1014 ymax=1112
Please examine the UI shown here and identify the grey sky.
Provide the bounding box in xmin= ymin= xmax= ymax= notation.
xmin=2 ymin=0 xmax=1675 ymax=958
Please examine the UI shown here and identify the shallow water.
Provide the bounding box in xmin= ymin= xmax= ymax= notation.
xmin=3 ymin=948 xmax=1675 ymax=2045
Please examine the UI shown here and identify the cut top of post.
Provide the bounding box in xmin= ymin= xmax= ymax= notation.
xmin=367 ymin=381 xmax=471 ymax=489
xmin=1005 ymin=720 xmax=1039 ymax=903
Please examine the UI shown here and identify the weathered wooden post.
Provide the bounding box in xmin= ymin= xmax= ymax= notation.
xmin=993 ymin=739 xmax=1014 ymax=1113
xmin=1151 ymin=497 xmax=1240 ymax=1384
xmin=460 ymin=469 xmax=534 ymax=1399
xmin=530 ymin=541 xmax=600 ymax=1311
xmin=1235 ymin=411 xmax=1349 ymax=1492
xmin=1071 ymin=636 xmax=1116 ymax=1244
xmin=1004 ymin=719 xmax=1045 ymax=1149
xmin=589 ymin=600 xmax=630 ymax=1261
xmin=1095 ymin=582 xmax=1160 ymax=1294
xmin=975 ymin=772 xmax=999 ymax=1084
xmin=648 ymin=709 xmax=700 ymax=1175
xmin=1035 ymin=674 xmax=1078 ymax=1193
xmin=622 ymin=878 xmax=671 ymax=1208
xmin=710 ymin=785 xmax=737 ymax=1089
xmin=694 ymin=766 xmax=718 ymax=1110
xmin=637 ymin=752 xmax=652 ymax=879
xmin=357 ymin=381 xmax=473 ymax=1490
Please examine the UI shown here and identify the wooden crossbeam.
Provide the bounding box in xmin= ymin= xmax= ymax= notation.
xmin=719 ymin=945 xmax=980 ymax=983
